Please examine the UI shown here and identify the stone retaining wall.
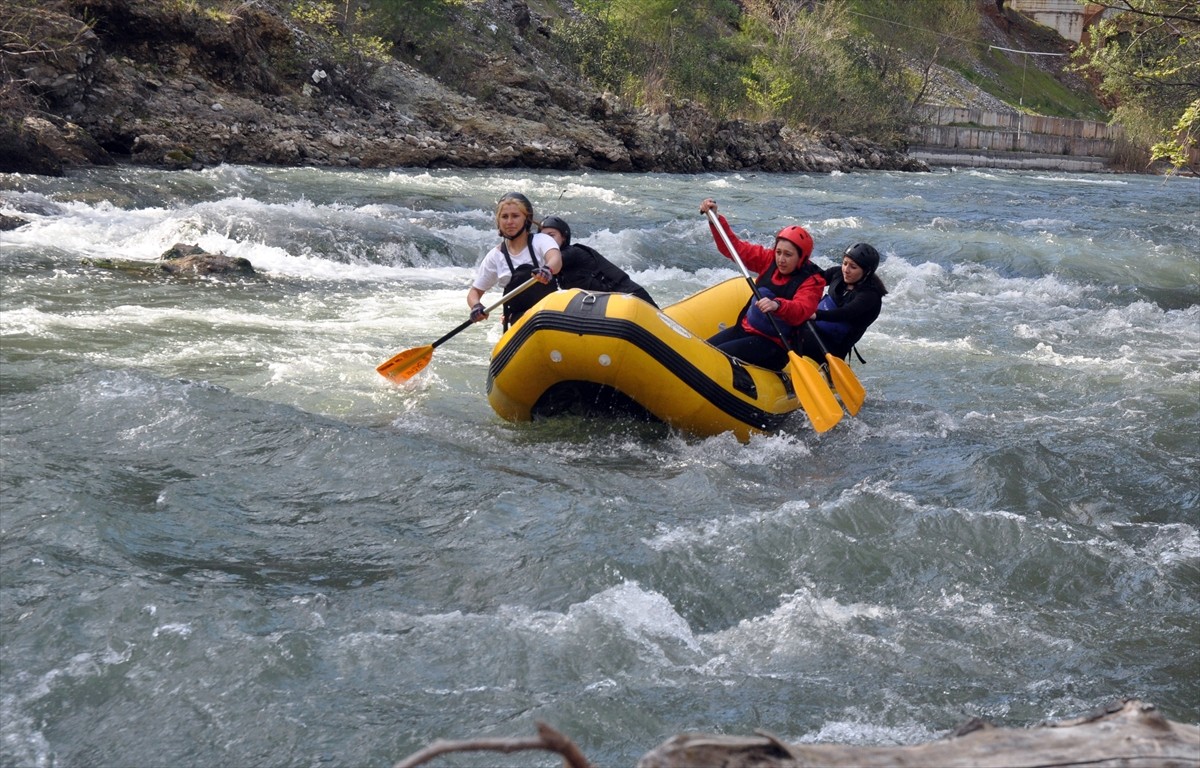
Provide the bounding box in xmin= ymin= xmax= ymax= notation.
xmin=908 ymin=124 xmax=1116 ymax=156
xmin=915 ymin=106 xmax=1121 ymax=139
xmin=908 ymin=106 xmax=1120 ymax=168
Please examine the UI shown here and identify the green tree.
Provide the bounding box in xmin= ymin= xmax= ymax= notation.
xmin=372 ymin=0 xmax=457 ymax=60
xmin=737 ymin=0 xmax=915 ymax=137
xmin=1072 ymin=0 xmax=1200 ymax=174
xmin=288 ymin=0 xmax=391 ymax=92
xmin=563 ymin=0 xmax=745 ymax=114
xmin=737 ymin=0 xmax=860 ymax=128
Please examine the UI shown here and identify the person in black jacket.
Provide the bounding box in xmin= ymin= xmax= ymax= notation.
xmin=538 ymin=216 xmax=658 ymax=307
xmin=798 ymin=242 xmax=888 ymax=361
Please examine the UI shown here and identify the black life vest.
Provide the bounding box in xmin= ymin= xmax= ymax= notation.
xmin=810 ymin=268 xmax=883 ymax=360
xmin=555 ymin=243 xmax=658 ymax=307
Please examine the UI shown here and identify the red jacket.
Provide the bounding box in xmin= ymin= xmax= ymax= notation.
xmin=708 ymin=214 xmax=826 ymax=335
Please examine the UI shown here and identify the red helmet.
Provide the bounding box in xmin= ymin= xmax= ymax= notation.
xmin=776 ymin=225 xmax=813 ymax=261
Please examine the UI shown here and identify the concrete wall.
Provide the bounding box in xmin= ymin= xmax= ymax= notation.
xmin=914 ymin=107 xmax=1121 ymax=140
xmin=1008 ymin=0 xmax=1111 ymax=43
xmin=910 ymin=106 xmax=1120 ymax=157
xmin=909 ymin=124 xmax=1116 ymax=156
xmin=904 ymin=148 xmax=1110 ymax=172
xmin=907 ymin=106 xmax=1121 ymax=169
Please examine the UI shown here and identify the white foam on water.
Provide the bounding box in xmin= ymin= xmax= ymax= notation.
xmin=797 ymin=716 xmax=943 ymax=747
xmin=1103 ymin=522 xmax=1200 ymax=570
xmin=643 ymin=498 xmax=813 ymax=552
xmin=1031 ymin=174 xmax=1130 ymax=186
xmin=569 ymin=580 xmax=701 ymax=652
xmin=151 ymin=623 xmax=193 ymax=639
xmin=0 ymin=692 xmax=53 ymax=768
xmin=811 ymin=216 xmax=863 ymax=232
xmin=697 ymin=585 xmax=898 ymax=677
xmin=344 ymin=580 xmax=703 ymax=688
xmin=1017 ymin=217 xmax=1077 ymax=230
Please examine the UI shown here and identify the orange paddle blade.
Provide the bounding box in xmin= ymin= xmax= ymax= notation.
xmin=789 ymin=353 xmax=843 ymax=433
xmin=826 ymin=354 xmax=865 ymax=416
xmin=376 ymin=345 xmax=434 ymax=383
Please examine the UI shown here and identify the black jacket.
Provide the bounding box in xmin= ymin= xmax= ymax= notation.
xmin=800 ymin=265 xmax=885 ymax=359
xmin=556 ymin=243 xmax=657 ymax=307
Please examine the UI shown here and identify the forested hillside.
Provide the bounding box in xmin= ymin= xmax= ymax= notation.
xmin=1 ymin=0 xmax=1193 ymax=174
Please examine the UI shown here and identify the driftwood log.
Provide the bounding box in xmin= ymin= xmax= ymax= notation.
xmin=637 ymin=699 xmax=1199 ymax=768
xmin=395 ymin=721 xmax=591 ymax=768
xmin=393 ymin=700 xmax=1198 ymax=768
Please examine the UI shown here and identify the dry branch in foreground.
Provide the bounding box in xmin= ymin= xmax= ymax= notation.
xmin=394 ymin=720 xmax=591 ymax=768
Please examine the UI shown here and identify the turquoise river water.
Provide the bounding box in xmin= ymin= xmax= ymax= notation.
xmin=1 ymin=165 xmax=1198 ymax=767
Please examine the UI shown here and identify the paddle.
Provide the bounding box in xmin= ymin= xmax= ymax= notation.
xmin=704 ymin=208 xmax=843 ymax=434
xmin=376 ymin=277 xmax=540 ymax=383
xmin=803 ymin=321 xmax=866 ymax=416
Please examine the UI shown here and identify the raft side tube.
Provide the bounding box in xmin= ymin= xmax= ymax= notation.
xmin=488 ymin=288 xmax=800 ymax=440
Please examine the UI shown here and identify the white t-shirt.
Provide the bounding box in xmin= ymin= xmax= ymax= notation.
xmin=471 ymin=232 xmax=559 ymax=293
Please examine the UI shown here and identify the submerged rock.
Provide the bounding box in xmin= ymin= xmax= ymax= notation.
xmin=0 ymin=214 xmax=29 ymax=231
xmin=159 ymin=243 xmax=256 ymax=276
xmin=81 ymin=243 xmax=257 ymax=277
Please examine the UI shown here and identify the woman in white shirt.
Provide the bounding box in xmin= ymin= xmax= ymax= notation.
xmin=466 ymin=192 xmax=562 ymax=329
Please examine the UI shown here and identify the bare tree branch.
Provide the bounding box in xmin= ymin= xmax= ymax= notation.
xmin=394 ymin=721 xmax=593 ymax=768
xmin=1087 ymin=0 xmax=1200 ymax=25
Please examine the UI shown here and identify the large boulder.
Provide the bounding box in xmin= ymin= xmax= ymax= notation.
xmin=0 ymin=116 xmax=64 ymax=176
xmin=0 ymin=214 xmax=30 ymax=231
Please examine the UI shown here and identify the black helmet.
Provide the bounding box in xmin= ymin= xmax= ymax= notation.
xmin=496 ymin=192 xmax=534 ymax=236
xmin=540 ymin=215 xmax=571 ymax=246
xmin=844 ymin=243 xmax=880 ymax=277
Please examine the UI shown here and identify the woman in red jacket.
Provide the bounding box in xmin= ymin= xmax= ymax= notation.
xmin=700 ymin=198 xmax=826 ymax=370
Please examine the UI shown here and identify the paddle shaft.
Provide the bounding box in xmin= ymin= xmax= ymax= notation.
xmin=430 ymin=276 xmax=540 ymax=349
xmin=803 ymin=320 xmax=834 ymax=357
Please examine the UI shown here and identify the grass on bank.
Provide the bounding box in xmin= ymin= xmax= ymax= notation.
xmin=949 ymin=47 xmax=1107 ymax=120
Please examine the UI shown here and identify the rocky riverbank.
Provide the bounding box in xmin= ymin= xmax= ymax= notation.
xmin=2 ymin=0 xmax=928 ymax=177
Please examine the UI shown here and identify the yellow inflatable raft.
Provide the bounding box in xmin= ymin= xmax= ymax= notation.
xmin=486 ymin=278 xmax=803 ymax=441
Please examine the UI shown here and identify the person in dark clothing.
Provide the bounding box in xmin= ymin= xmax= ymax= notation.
xmin=537 ymin=216 xmax=658 ymax=308
xmin=798 ymin=242 xmax=888 ymax=361
xmin=699 ymin=198 xmax=826 ymax=371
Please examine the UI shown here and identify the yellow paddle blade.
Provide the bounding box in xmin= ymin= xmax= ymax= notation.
xmin=789 ymin=353 xmax=843 ymax=433
xmin=376 ymin=345 xmax=434 ymax=383
xmin=826 ymin=354 xmax=866 ymax=416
